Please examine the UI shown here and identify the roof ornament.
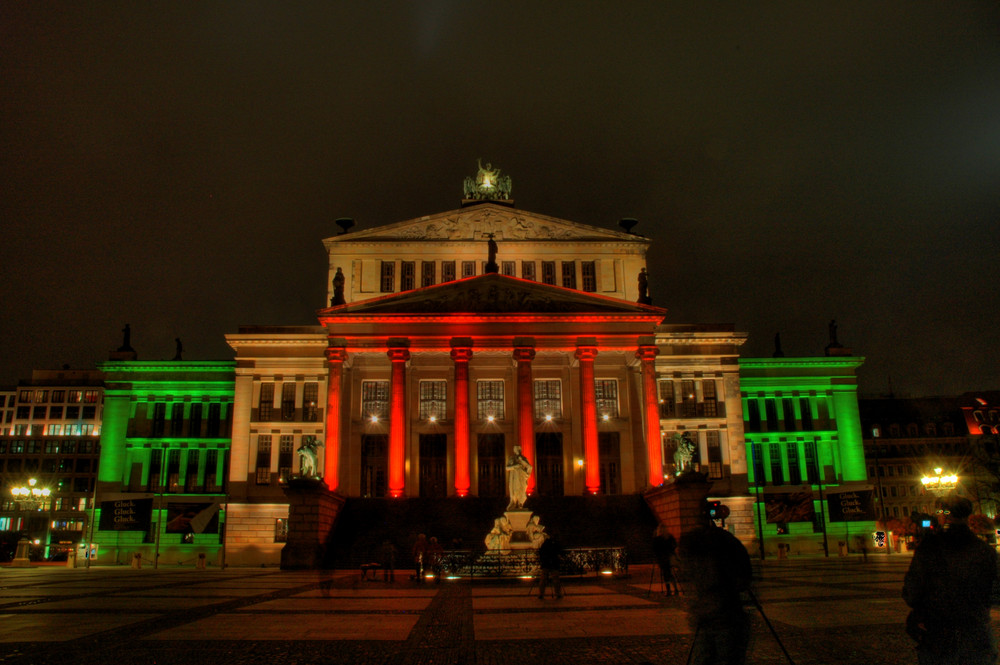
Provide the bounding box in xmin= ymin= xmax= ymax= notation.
xmin=463 ymin=159 xmax=512 ymax=203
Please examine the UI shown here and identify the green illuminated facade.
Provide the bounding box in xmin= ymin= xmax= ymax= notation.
xmin=93 ymin=360 xmax=235 ymax=565
xmin=739 ymin=356 xmax=875 ymax=556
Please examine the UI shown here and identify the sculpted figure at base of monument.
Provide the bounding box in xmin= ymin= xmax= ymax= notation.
xmin=506 ymin=445 xmax=532 ymax=511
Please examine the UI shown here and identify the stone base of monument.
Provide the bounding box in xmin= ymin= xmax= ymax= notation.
xmin=504 ymin=510 xmax=535 ymax=550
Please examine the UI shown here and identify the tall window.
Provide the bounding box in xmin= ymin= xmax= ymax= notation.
xmin=380 ymin=261 xmax=395 ymax=292
xmin=281 ymin=383 xmax=296 ymax=421
xmin=502 ymin=261 xmax=515 ymax=276
xmin=442 ymin=261 xmax=456 ymax=282
xmin=659 ymin=381 xmax=675 ymax=418
xmin=419 ymin=380 xmax=447 ymax=421
xmin=278 ymin=435 xmax=294 ymax=483
xmin=768 ymin=442 xmax=784 ymax=485
xmin=258 ymin=383 xmax=274 ymax=422
xmin=595 ymin=380 xmax=619 ymax=418
xmin=782 ymin=399 xmax=796 ymax=430
xmin=786 ymin=441 xmax=801 ymax=485
xmin=804 ymin=441 xmax=819 ymax=483
xmin=170 ymin=403 xmax=184 ymax=436
xmin=746 ymin=400 xmax=761 ymax=432
xmin=185 ymin=450 xmax=200 ymax=491
xmin=701 ymin=380 xmax=718 ymax=416
xmin=149 ymin=449 xmax=163 ymax=491
xmin=461 ymin=261 xmax=476 ymax=278
xmin=362 ymin=381 xmax=390 ymax=421
xmin=561 ymin=261 xmax=576 ymax=289
xmin=303 ymin=383 xmax=319 ymax=422
xmin=765 ymin=399 xmax=779 ymax=431
xmin=522 ymin=261 xmax=536 ymax=281
xmin=706 ymin=431 xmax=722 ymax=479
xmin=533 ymin=380 xmax=562 ymax=419
xmin=152 ymin=403 xmax=166 ymax=438
xmin=205 ymin=449 xmax=219 ymax=490
xmin=680 ymin=380 xmax=697 ymax=417
xmin=167 ymin=449 xmax=181 ymax=492
xmin=477 ymin=380 xmax=504 ymax=421
xmin=207 ymin=403 xmax=221 ymax=437
xmin=581 ymin=261 xmax=596 ymax=292
xmin=421 ymin=261 xmax=435 ymax=287
xmin=401 ymin=261 xmax=415 ymax=290
xmin=256 ymin=435 xmax=272 ymax=485
xmin=189 ymin=403 xmax=203 ymax=437
xmin=84 ymin=390 xmax=99 ymax=403
xmin=541 ymin=261 xmax=556 ymax=285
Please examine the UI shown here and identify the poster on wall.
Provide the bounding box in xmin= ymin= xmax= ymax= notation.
xmin=98 ymin=498 xmax=153 ymax=531
xmin=826 ymin=489 xmax=876 ymax=522
xmin=764 ymin=489 xmax=816 ymax=524
xmin=165 ymin=502 xmax=220 ymax=534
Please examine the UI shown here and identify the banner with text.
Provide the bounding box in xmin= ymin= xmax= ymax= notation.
xmin=99 ymin=498 xmax=153 ymax=531
xmin=826 ymin=489 xmax=876 ymax=522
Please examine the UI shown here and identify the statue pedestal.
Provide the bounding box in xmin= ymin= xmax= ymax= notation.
xmin=11 ymin=538 xmax=32 ymax=568
xmin=504 ymin=510 xmax=535 ymax=550
xmin=280 ymin=478 xmax=345 ymax=570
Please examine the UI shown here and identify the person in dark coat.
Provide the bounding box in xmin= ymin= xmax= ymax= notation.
xmin=652 ymin=524 xmax=679 ymax=595
xmin=678 ymin=503 xmax=753 ymax=665
xmin=903 ymin=495 xmax=998 ymax=665
xmin=537 ymin=533 xmax=564 ymax=599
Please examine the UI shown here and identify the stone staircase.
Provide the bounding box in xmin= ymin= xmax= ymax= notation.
xmin=326 ymin=494 xmax=658 ymax=569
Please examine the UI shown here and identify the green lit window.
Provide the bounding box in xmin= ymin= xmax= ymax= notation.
xmin=768 ymin=442 xmax=783 ymax=485
xmin=167 ymin=449 xmax=181 ymax=492
xmin=782 ymin=399 xmax=795 ymax=431
xmin=205 ymin=449 xmax=220 ymax=491
xmin=206 ymin=403 xmax=221 ymax=437
xmin=746 ymin=400 xmax=761 ymax=432
xmin=185 ymin=450 xmax=200 ymax=492
xmin=152 ymin=403 xmax=166 ymax=438
xmin=786 ymin=442 xmax=801 ymax=484
xmin=804 ymin=441 xmax=819 ymax=484
xmin=149 ymin=449 xmax=163 ymax=491
xmin=170 ymin=403 xmax=184 ymax=436
xmin=799 ymin=399 xmax=813 ymax=431
xmin=765 ymin=399 xmax=779 ymax=431
xmin=189 ymin=403 xmax=203 ymax=437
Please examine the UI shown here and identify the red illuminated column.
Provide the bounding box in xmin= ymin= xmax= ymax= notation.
xmin=323 ymin=347 xmax=347 ymax=492
xmin=514 ymin=347 xmax=537 ymax=494
xmin=451 ymin=345 xmax=473 ymax=497
xmin=388 ymin=346 xmax=410 ymax=498
xmin=576 ymin=345 xmax=600 ymax=494
xmin=636 ymin=345 xmax=664 ymax=487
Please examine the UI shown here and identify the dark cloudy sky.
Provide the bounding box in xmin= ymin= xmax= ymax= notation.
xmin=2 ymin=3 xmax=998 ymax=397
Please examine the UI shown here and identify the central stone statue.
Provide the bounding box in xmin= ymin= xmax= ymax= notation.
xmin=506 ymin=445 xmax=532 ymax=510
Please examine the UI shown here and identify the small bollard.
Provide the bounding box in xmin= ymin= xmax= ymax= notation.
xmin=131 ymin=552 xmax=142 ymax=569
xmin=197 ymin=553 xmax=207 ymax=570
xmin=66 ymin=549 xmax=78 ymax=569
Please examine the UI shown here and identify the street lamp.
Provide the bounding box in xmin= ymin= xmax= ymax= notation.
xmin=921 ymin=468 xmax=959 ymax=492
xmin=10 ymin=478 xmax=52 ymax=559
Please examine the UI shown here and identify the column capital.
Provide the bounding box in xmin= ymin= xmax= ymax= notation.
xmin=513 ymin=347 xmax=536 ymax=363
xmin=326 ymin=347 xmax=348 ymax=364
xmin=387 ymin=347 xmax=411 ymax=363
xmin=635 ymin=345 xmax=659 ymax=362
xmin=450 ymin=347 xmax=473 ymax=363
xmin=575 ymin=346 xmax=598 ymax=362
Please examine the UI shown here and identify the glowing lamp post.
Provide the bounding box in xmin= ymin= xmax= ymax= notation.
xmin=10 ymin=478 xmax=52 ymax=564
xmin=921 ymin=468 xmax=959 ymax=493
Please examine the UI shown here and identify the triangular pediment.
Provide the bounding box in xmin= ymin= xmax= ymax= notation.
xmin=319 ymin=274 xmax=666 ymax=317
xmin=324 ymin=203 xmax=647 ymax=244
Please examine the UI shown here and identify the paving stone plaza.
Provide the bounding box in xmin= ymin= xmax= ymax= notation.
xmin=1 ymin=555 xmax=995 ymax=664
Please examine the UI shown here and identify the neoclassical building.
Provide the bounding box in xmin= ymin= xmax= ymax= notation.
xmin=222 ymin=168 xmax=752 ymax=565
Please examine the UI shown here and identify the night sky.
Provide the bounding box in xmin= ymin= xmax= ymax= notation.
xmin=2 ymin=4 xmax=998 ymax=397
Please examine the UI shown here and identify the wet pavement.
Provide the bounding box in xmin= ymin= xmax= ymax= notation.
xmin=0 ymin=555 xmax=988 ymax=664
